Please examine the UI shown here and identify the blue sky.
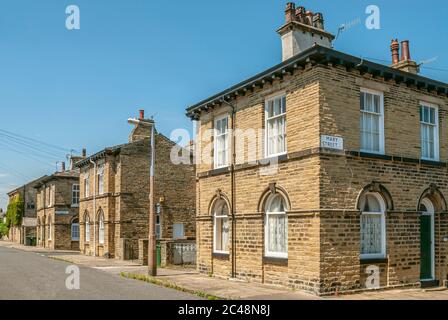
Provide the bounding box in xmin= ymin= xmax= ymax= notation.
xmin=0 ymin=0 xmax=447 ymax=209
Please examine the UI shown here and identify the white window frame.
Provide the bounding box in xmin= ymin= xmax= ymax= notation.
xmin=265 ymin=93 xmax=287 ymax=158
xmin=360 ymin=88 xmax=385 ymax=155
xmin=98 ymin=213 xmax=105 ymax=245
xmin=264 ymin=194 xmax=288 ymax=259
xmin=72 ymin=184 xmax=80 ymax=207
xmin=214 ymin=114 xmax=230 ymax=169
xmin=213 ymin=200 xmax=230 ymax=254
xmin=71 ymin=220 xmax=80 ymax=241
xmin=420 ymin=102 xmax=439 ymax=161
xmin=97 ymin=164 xmax=105 ymax=195
xmin=360 ymin=192 xmax=387 ymax=260
xmin=85 ymin=214 xmax=90 ymax=243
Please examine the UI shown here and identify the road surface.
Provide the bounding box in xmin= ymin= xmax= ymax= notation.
xmin=0 ymin=246 xmax=199 ymax=300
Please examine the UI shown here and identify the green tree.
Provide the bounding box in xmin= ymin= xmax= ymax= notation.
xmin=5 ymin=195 xmax=24 ymax=228
xmin=0 ymin=221 xmax=8 ymax=238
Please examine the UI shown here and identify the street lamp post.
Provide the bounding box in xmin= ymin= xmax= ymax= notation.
xmin=128 ymin=114 xmax=157 ymax=276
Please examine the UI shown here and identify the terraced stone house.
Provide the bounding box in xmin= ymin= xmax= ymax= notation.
xmin=7 ymin=176 xmax=47 ymax=246
xmin=187 ymin=3 xmax=448 ymax=295
xmin=35 ymin=163 xmax=80 ymax=251
xmin=75 ymin=111 xmax=196 ymax=261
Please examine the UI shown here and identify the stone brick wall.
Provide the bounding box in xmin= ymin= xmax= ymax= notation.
xmin=78 ymin=132 xmax=196 ymax=261
xmin=36 ymin=176 xmax=79 ymax=251
xmin=193 ymin=61 xmax=448 ymax=295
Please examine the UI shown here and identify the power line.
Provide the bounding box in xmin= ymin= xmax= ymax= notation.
xmin=0 ymin=129 xmax=74 ymax=153
xmin=0 ymin=133 xmax=64 ymax=159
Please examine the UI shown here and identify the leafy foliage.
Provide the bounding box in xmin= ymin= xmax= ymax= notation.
xmin=5 ymin=195 xmax=24 ymax=228
xmin=0 ymin=221 xmax=8 ymax=238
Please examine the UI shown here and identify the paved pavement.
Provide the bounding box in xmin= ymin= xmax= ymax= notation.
xmin=0 ymin=244 xmax=199 ymax=300
xmin=2 ymin=241 xmax=448 ymax=300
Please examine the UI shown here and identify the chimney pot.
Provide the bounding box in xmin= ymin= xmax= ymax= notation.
xmin=313 ymin=13 xmax=324 ymax=29
xmin=401 ymin=40 xmax=411 ymax=61
xmin=61 ymin=162 xmax=66 ymax=172
xmin=82 ymin=148 xmax=87 ymax=158
xmin=139 ymin=109 xmax=145 ymax=120
xmin=390 ymin=39 xmax=400 ymax=65
xmin=306 ymin=11 xmax=314 ymax=25
xmin=285 ymin=2 xmax=296 ymax=23
xmin=295 ymin=6 xmax=307 ymax=24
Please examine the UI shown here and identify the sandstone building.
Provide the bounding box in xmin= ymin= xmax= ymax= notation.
xmin=35 ymin=163 xmax=80 ymax=251
xmin=187 ymin=3 xmax=448 ymax=295
xmin=75 ymin=111 xmax=196 ymax=261
xmin=7 ymin=176 xmax=47 ymax=246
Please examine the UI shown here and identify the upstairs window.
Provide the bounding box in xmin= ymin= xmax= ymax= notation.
xmin=72 ymin=184 xmax=80 ymax=206
xmin=420 ymin=103 xmax=439 ymax=161
xmin=214 ymin=115 xmax=229 ymax=169
xmin=84 ymin=172 xmax=90 ymax=198
xmin=360 ymin=89 xmax=384 ymax=154
xmin=265 ymin=95 xmax=287 ymax=157
xmin=98 ymin=164 xmax=105 ymax=195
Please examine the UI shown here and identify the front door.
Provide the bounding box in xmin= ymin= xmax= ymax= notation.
xmin=420 ymin=199 xmax=434 ymax=281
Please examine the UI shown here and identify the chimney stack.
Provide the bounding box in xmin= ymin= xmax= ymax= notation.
xmin=278 ymin=3 xmax=335 ymax=61
xmin=390 ymin=39 xmax=400 ymax=65
xmin=401 ymin=40 xmax=411 ymax=61
xmin=82 ymin=148 xmax=87 ymax=158
xmin=285 ymin=2 xmax=296 ymax=24
xmin=390 ymin=39 xmax=419 ymax=74
xmin=61 ymin=162 xmax=66 ymax=172
xmin=139 ymin=109 xmax=145 ymax=120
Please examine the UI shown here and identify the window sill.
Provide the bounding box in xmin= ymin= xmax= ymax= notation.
xmin=212 ymin=252 xmax=230 ymax=260
xmin=360 ymin=257 xmax=388 ymax=264
xmin=263 ymin=256 xmax=288 ymax=266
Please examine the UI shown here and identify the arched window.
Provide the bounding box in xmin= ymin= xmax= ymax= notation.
xmin=85 ymin=213 xmax=90 ymax=243
xmin=98 ymin=212 xmax=105 ymax=245
xmin=265 ymin=194 xmax=288 ymax=258
xmin=71 ymin=218 xmax=80 ymax=241
xmin=213 ymin=199 xmax=229 ymax=254
xmin=360 ymin=192 xmax=386 ymax=259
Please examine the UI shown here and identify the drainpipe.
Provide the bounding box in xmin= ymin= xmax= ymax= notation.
xmin=90 ymin=159 xmax=97 ymax=257
xmin=221 ymin=98 xmax=237 ymax=279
